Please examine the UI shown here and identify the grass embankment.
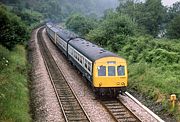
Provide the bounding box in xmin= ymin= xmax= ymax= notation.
xmin=0 ymin=45 xmax=31 ymax=121
xmin=116 ymin=36 xmax=180 ymax=120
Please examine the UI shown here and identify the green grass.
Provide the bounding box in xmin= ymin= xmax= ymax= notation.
xmin=116 ymin=37 xmax=180 ymax=120
xmin=0 ymin=45 xmax=31 ymax=122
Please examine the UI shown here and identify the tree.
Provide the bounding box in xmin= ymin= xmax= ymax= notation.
xmin=167 ymin=2 xmax=180 ymax=21
xmin=117 ymin=0 xmax=166 ymax=37
xmin=0 ymin=5 xmax=29 ymax=49
xmin=86 ymin=13 xmax=137 ymax=52
xmin=66 ymin=14 xmax=97 ymax=36
xmin=166 ymin=15 xmax=180 ymax=39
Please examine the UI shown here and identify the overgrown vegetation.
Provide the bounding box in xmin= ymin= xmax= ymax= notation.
xmin=0 ymin=4 xmax=29 ymax=50
xmin=0 ymin=4 xmax=32 ymax=122
xmin=66 ymin=14 xmax=97 ymax=36
xmin=0 ymin=45 xmax=31 ymax=121
xmin=1 ymin=0 xmax=119 ymax=22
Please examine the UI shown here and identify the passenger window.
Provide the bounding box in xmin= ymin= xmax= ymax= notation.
xmin=117 ymin=66 xmax=125 ymax=76
xmin=71 ymin=49 xmax=73 ymax=55
xmin=108 ymin=66 xmax=115 ymax=76
xmin=88 ymin=62 xmax=91 ymax=71
xmin=85 ymin=60 xmax=88 ymax=68
xmin=80 ymin=56 xmax=82 ymax=63
xmin=98 ymin=66 xmax=106 ymax=76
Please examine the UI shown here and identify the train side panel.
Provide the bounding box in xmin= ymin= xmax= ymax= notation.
xmin=56 ymin=34 xmax=68 ymax=56
xmin=46 ymin=26 xmax=59 ymax=44
xmin=68 ymin=44 xmax=93 ymax=82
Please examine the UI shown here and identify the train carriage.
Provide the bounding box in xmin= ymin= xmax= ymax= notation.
xmin=56 ymin=30 xmax=77 ymax=56
xmin=47 ymin=26 xmax=59 ymax=44
xmin=68 ymin=38 xmax=127 ymax=96
xmin=46 ymin=23 xmax=53 ymax=34
xmin=46 ymin=23 xmax=128 ymax=97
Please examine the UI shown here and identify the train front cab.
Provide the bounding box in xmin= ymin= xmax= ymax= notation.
xmin=93 ymin=57 xmax=127 ymax=96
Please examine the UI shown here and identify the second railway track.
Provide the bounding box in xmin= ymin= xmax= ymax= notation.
xmin=37 ymin=27 xmax=91 ymax=122
xmin=100 ymin=98 xmax=141 ymax=122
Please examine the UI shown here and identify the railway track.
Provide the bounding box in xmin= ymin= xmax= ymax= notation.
xmin=37 ymin=27 xmax=91 ymax=122
xmin=100 ymin=98 xmax=141 ymax=122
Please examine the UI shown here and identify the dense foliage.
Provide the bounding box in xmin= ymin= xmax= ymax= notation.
xmin=1 ymin=0 xmax=119 ymax=22
xmin=87 ymin=12 xmax=138 ymax=52
xmin=0 ymin=45 xmax=30 ymax=121
xmin=66 ymin=14 xmax=97 ymax=36
xmin=0 ymin=4 xmax=29 ymax=50
xmin=117 ymin=0 xmax=166 ymax=37
xmin=167 ymin=15 xmax=180 ymax=39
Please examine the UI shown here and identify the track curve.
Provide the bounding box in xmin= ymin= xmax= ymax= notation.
xmin=37 ymin=27 xmax=91 ymax=122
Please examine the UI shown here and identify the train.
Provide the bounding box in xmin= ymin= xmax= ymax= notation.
xmin=46 ymin=23 xmax=128 ymax=97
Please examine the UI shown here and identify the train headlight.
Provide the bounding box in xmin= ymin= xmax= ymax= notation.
xmin=116 ymin=82 xmax=120 ymax=85
xmin=99 ymin=82 xmax=102 ymax=87
xmin=121 ymin=82 xmax=125 ymax=86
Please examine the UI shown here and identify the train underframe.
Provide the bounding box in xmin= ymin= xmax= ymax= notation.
xmin=93 ymin=86 xmax=127 ymax=98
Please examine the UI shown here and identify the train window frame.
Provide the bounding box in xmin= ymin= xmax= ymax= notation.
xmin=98 ymin=66 xmax=106 ymax=76
xmin=117 ymin=65 xmax=125 ymax=76
xmin=80 ymin=55 xmax=83 ymax=64
xmin=70 ymin=48 xmax=73 ymax=55
xmin=88 ymin=62 xmax=91 ymax=71
xmin=85 ymin=59 xmax=88 ymax=69
xmin=75 ymin=52 xmax=77 ymax=59
xmin=77 ymin=54 xmax=79 ymax=61
xmin=108 ymin=66 xmax=116 ymax=76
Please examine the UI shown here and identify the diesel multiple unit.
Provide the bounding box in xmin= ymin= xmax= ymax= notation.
xmin=46 ymin=23 xmax=128 ymax=97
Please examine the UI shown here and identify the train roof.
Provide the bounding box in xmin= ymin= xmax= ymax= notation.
xmin=46 ymin=22 xmax=52 ymax=26
xmin=57 ymin=29 xmax=78 ymax=42
xmin=49 ymin=26 xmax=59 ymax=33
xmin=69 ymin=38 xmax=122 ymax=62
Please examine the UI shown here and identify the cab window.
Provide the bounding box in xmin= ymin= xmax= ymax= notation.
xmin=108 ymin=66 xmax=115 ymax=76
xmin=98 ymin=66 xmax=106 ymax=76
xmin=117 ymin=66 xmax=125 ymax=76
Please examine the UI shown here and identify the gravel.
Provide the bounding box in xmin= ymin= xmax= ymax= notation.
xmin=119 ymin=94 xmax=160 ymax=122
xmin=29 ymin=28 xmax=64 ymax=122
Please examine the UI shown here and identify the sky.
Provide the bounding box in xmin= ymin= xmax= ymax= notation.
xmin=162 ymin=0 xmax=180 ymax=6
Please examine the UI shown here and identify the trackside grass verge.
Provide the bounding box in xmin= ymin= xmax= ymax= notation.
xmin=116 ymin=37 xmax=180 ymax=121
xmin=0 ymin=45 xmax=31 ymax=121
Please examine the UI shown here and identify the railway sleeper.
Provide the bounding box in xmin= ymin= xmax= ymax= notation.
xmin=58 ymin=92 xmax=73 ymax=96
xmin=66 ymin=113 xmax=87 ymax=118
xmin=104 ymin=103 xmax=120 ymax=106
xmin=61 ymin=99 xmax=76 ymax=102
xmin=103 ymin=101 xmax=119 ymax=104
xmin=64 ymin=107 xmax=82 ymax=111
xmin=58 ymin=95 xmax=74 ymax=98
xmin=112 ymin=112 xmax=127 ymax=115
xmin=110 ymin=109 xmax=126 ymax=112
xmin=113 ymin=111 xmax=129 ymax=116
xmin=117 ymin=117 xmax=137 ymax=122
xmin=62 ymin=103 xmax=79 ymax=107
xmin=106 ymin=106 xmax=124 ymax=109
xmin=65 ymin=110 xmax=84 ymax=114
xmin=68 ymin=117 xmax=89 ymax=121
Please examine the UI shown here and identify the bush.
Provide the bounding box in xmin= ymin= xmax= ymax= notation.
xmin=66 ymin=13 xmax=97 ymax=36
xmin=86 ymin=12 xmax=138 ymax=51
xmin=0 ymin=45 xmax=10 ymax=72
xmin=0 ymin=4 xmax=29 ymax=50
xmin=0 ymin=45 xmax=31 ymax=121
xmin=167 ymin=15 xmax=180 ymax=39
